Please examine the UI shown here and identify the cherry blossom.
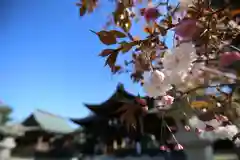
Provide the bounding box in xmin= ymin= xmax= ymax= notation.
xmin=189 ymin=116 xmax=206 ymax=130
xmin=162 ymin=42 xmax=197 ymax=72
xmin=161 ymin=95 xmax=174 ymax=105
xmin=151 ymin=70 xmax=165 ymax=84
xmin=153 ymin=95 xmax=174 ymax=110
xmin=143 ymin=71 xmax=172 ymax=97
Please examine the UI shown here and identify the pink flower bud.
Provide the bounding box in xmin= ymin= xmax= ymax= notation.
xmin=174 ymin=144 xmax=184 ymax=150
xmin=161 ymin=95 xmax=174 ymax=105
xmin=195 ymin=128 xmax=203 ymax=135
xmin=160 ymin=145 xmax=170 ymax=151
xmin=219 ymin=52 xmax=240 ymax=68
xmin=184 ymin=126 xmax=191 ymax=132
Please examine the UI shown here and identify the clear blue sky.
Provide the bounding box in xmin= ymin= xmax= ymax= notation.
xmin=0 ymin=0 xmax=175 ymax=122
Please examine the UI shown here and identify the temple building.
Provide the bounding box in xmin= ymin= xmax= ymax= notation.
xmin=13 ymin=109 xmax=76 ymax=159
xmin=71 ymin=84 xmax=183 ymax=159
xmin=71 ymin=84 xmax=238 ymax=160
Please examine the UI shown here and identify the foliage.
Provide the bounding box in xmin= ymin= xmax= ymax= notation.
xmin=0 ymin=105 xmax=12 ymax=125
xmin=76 ymin=0 xmax=240 ymax=148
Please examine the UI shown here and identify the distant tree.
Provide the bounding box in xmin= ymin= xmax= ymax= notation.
xmin=0 ymin=104 xmax=12 ymax=125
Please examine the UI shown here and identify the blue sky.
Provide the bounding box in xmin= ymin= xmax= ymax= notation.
xmin=0 ymin=0 xmax=140 ymax=122
xmin=0 ymin=0 xmax=176 ymax=123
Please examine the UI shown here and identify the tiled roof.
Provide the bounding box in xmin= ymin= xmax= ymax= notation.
xmin=24 ymin=109 xmax=75 ymax=134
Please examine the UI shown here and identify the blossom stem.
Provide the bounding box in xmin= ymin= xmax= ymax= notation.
xmin=202 ymin=67 xmax=239 ymax=80
xmin=163 ymin=120 xmax=179 ymax=144
xmin=221 ymin=41 xmax=240 ymax=52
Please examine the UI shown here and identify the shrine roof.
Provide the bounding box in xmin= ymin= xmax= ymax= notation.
xmin=83 ymin=83 xmax=144 ymax=114
xmin=22 ymin=109 xmax=75 ymax=134
xmin=70 ymin=114 xmax=102 ymax=126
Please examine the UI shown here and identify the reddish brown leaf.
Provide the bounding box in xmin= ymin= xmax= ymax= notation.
xmin=120 ymin=41 xmax=136 ymax=53
xmin=99 ymin=49 xmax=115 ymax=57
xmin=111 ymin=65 xmax=122 ymax=74
xmin=115 ymin=104 xmax=143 ymax=131
xmin=87 ymin=0 xmax=98 ymax=13
xmin=91 ymin=30 xmax=117 ymax=45
xmin=105 ymin=51 xmax=119 ymax=68
xmin=80 ymin=6 xmax=87 ymax=16
xmin=110 ymin=30 xmax=127 ymax=38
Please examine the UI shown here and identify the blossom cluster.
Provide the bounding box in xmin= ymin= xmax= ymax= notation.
xmin=137 ymin=0 xmax=240 ymax=146
xmin=189 ymin=116 xmax=240 ymax=146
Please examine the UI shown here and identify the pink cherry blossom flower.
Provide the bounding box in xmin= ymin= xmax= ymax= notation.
xmin=219 ymin=52 xmax=240 ymax=67
xmin=161 ymin=95 xmax=174 ymax=105
xmin=151 ymin=70 xmax=165 ymax=84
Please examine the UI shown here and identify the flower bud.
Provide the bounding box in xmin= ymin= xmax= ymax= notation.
xmin=160 ymin=145 xmax=170 ymax=151
xmin=174 ymin=144 xmax=184 ymax=150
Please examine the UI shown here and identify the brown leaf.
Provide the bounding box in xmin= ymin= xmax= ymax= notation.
xmin=120 ymin=41 xmax=136 ymax=53
xmin=80 ymin=6 xmax=87 ymax=16
xmin=115 ymin=104 xmax=142 ymax=131
xmin=99 ymin=49 xmax=115 ymax=57
xmin=87 ymin=0 xmax=98 ymax=13
xmin=91 ymin=30 xmax=117 ymax=45
xmin=105 ymin=51 xmax=119 ymax=68
xmin=122 ymin=0 xmax=134 ymax=7
xmin=110 ymin=30 xmax=127 ymax=38
xmin=111 ymin=65 xmax=122 ymax=74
